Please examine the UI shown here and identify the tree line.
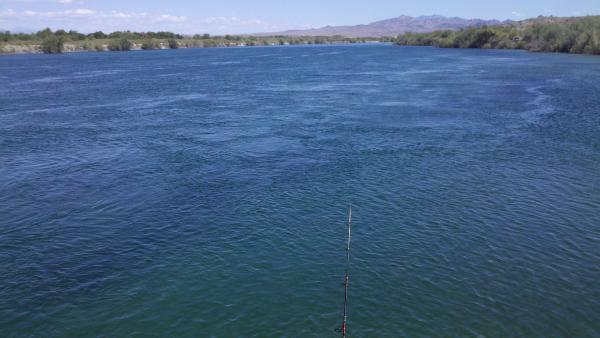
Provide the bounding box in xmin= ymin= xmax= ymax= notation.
xmin=395 ymin=16 xmax=600 ymax=55
xmin=1 ymin=28 xmax=390 ymax=54
xmin=0 ymin=29 xmax=184 ymax=42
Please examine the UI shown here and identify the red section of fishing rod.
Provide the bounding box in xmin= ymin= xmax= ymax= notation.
xmin=341 ymin=273 xmax=349 ymax=337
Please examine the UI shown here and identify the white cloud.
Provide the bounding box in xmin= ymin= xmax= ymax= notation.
xmin=203 ymin=16 xmax=240 ymax=24
xmin=201 ymin=16 xmax=275 ymax=30
xmin=21 ymin=8 xmax=95 ymax=17
xmin=65 ymin=8 xmax=95 ymax=15
xmin=108 ymin=11 xmax=131 ymax=19
xmin=24 ymin=10 xmax=43 ymax=16
xmin=4 ymin=0 xmax=83 ymax=5
xmin=1 ymin=7 xmax=301 ymax=34
xmin=511 ymin=11 xmax=522 ymax=17
xmin=202 ymin=16 xmax=266 ymax=25
xmin=3 ymin=0 xmax=80 ymax=3
xmin=11 ymin=9 xmax=184 ymax=22
xmin=155 ymin=14 xmax=185 ymax=23
xmin=0 ymin=9 xmax=17 ymax=18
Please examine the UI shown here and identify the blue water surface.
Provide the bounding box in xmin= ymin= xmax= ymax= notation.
xmin=1 ymin=44 xmax=599 ymax=337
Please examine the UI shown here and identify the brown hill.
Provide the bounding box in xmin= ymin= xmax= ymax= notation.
xmin=258 ymin=15 xmax=507 ymax=37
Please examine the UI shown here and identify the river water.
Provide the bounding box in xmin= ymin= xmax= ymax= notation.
xmin=1 ymin=44 xmax=599 ymax=337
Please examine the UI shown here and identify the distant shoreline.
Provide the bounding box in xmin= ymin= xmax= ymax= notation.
xmin=395 ymin=15 xmax=600 ymax=56
xmin=0 ymin=41 xmax=388 ymax=56
xmin=0 ymin=29 xmax=392 ymax=56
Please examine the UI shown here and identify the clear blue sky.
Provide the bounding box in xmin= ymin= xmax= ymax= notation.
xmin=1 ymin=0 xmax=599 ymax=34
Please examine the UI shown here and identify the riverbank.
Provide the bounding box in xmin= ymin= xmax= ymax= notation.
xmin=0 ymin=39 xmax=386 ymax=55
xmin=395 ymin=15 xmax=600 ymax=56
xmin=1 ymin=41 xmax=208 ymax=55
xmin=0 ymin=30 xmax=391 ymax=55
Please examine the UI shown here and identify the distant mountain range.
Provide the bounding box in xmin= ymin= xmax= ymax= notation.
xmin=259 ymin=15 xmax=511 ymax=37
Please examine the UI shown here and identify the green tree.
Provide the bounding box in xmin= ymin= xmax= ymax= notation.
xmin=167 ymin=38 xmax=178 ymax=49
xmin=141 ymin=39 xmax=157 ymax=50
xmin=40 ymin=35 xmax=64 ymax=54
xmin=36 ymin=28 xmax=53 ymax=39
xmin=89 ymin=31 xmax=107 ymax=39
xmin=67 ymin=30 xmax=86 ymax=41
xmin=108 ymin=38 xmax=132 ymax=51
xmin=0 ymin=31 xmax=11 ymax=42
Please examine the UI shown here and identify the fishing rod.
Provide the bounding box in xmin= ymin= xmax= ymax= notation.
xmin=340 ymin=205 xmax=352 ymax=337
